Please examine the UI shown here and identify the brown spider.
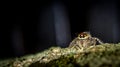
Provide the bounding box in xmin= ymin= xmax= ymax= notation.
xmin=69 ymin=32 xmax=103 ymax=49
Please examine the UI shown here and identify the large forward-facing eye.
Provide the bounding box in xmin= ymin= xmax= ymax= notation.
xmin=80 ymin=34 xmax=87 ymax=38
xmin=78 ymin=32 xmax=90 ymax=39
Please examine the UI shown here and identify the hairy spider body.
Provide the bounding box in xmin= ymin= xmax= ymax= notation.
xmin=69 ymin=32 xmax=103 ymax=49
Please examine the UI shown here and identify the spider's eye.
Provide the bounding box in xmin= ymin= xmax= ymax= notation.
xmin=79 ymin=34 xmax=85 ymax=38
xmin=80 ymin=34 xmax=83 ymax=38
xmin=79 ymin=32 xmax=88 ymax=38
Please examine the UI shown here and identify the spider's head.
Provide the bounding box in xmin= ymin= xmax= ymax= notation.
xmin=78 ymin=32 xmax=91 ymax=39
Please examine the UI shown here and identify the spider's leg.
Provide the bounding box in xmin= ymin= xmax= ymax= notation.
xmin=75 ymin=45 xmax=81 ymax=50
xmin=92 ymin=38 xmax=97 ymax=46
xmin=69 ymin=38 xmax=79 ymax=48
xmin=94 ymin=37 xmax=104 ymax=44
xmin=69 ymin=40 xmax=75 ymax=48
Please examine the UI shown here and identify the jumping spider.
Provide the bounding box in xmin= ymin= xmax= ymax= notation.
xmin=69 ymin=32 xmax=103 ymax=49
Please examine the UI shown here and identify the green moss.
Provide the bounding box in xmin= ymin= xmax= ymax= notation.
xmin=1 ymin=43 xmax=120 ymax=67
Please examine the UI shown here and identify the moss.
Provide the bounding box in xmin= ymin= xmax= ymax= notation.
xmin=1 ymin=43 xmax=120 ymax=67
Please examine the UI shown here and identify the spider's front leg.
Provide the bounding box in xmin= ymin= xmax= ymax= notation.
xmin=69 ymin=41 xmax=81 ymax=50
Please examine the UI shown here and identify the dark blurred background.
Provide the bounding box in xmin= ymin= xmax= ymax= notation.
xmin=0 ymin=0 xmax=120 ymax=59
